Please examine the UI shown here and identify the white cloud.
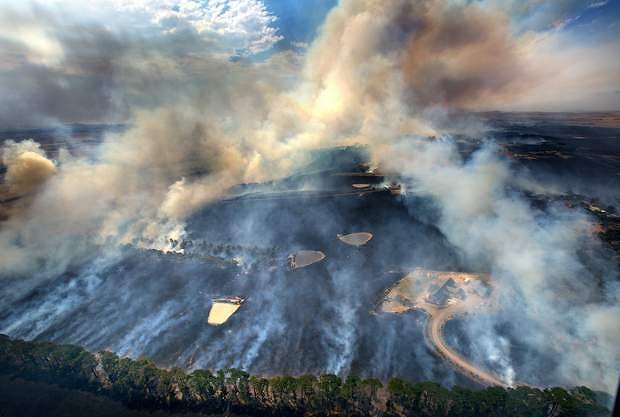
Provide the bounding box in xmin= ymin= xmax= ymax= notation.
xmin=5 ymin=0 xmax=282 ymax=55
xmin=104 ymin=0 xmax=283 ymax=54
xmin=588 ymin=1 xmax=609 ymax=9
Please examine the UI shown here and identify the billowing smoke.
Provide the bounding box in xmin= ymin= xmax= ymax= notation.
xmin=378 ymin=137 xmax=619 ymax=389
xmin=305 ymin=0 xmax=524 ymax=117
xmin=2 ymin=140 xmax=55 ymax=195
xmin=1 ymin=0 xmax=618 ymax=395
xmin=302 ymin=0 xmax=619 ymax=390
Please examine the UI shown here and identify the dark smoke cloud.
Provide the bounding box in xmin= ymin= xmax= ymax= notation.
xmin=400 ymin=1 xmax=523 ymax=109
xmin=0 ymin=8 xmax=129 ymax=128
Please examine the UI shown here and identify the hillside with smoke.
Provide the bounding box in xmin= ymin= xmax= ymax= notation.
xmin=0 ymin=0 xmax=618 ymax=399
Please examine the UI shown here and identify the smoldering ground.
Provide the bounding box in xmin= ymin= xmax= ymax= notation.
xmin=0 ymin=178 xmax=471 ymax=385
xmin=1 ymin=146 xmax=617 ymax=391
xmin=0 ymin=0 xmax=619 ymax=395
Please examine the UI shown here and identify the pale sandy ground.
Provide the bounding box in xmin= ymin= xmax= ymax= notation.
xmin=289 ymin=250 xmax=326 ymax=269
xmin=208 ymin=302 xmax=242 ymax=325
xmin=337 ymin=232 xmax=373 ymax=247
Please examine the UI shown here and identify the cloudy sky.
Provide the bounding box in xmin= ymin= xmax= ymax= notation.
xmin=0 ymin=0 xmax=618 ymax=128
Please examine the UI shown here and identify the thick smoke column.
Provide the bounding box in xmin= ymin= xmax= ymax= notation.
xmin=2 ymin=140 xmax=55 ymax=196
xmin=301 ymin=0 xmax=530 ymax=141
xmin=0 ymin=0 xmax=618 ymax=394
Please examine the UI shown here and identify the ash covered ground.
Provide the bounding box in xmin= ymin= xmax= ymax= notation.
xmin=1 ymin=113 xmax=619 ymax=391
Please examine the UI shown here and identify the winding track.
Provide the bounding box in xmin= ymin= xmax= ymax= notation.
xmin=420 ymin=301 xmax=508 ymax=387
xmin=382 ymin=271 xmax=509 ymax=387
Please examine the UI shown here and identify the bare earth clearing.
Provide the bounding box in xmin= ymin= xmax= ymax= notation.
xmin=379 ymin=269 xmax=507 ymax=387
xmin=337 ymin=232 xmax=373 ymax=247
xmin=207 ymin=297 xmax=245 ymax=325
xmin=288 ymin=250 xmax=326 ymax=269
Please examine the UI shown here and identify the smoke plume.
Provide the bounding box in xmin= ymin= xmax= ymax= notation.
xmin=2 ymin=140 xmax=55 ymax=195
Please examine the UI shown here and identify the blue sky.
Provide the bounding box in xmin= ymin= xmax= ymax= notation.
xmin=562 ymin=0 xmax=620 ymax=42
xmin=264 ymin=0 xmax=337 ymax=47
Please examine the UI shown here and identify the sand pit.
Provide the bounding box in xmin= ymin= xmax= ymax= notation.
xmin=352 ymin=183 xmax=371 ymax=189
xmin=207 ymin=297 xmax=244 ymax=325
xmin=288 ymin=250 xmax=326 ymax=269
xmin=337 ymin=232 xmax=373 ymax=247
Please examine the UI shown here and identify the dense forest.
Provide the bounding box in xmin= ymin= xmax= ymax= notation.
xmin=0 ymin=335 xmax=610 ymax=417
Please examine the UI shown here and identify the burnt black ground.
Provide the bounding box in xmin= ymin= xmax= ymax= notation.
xmin=1 ymin=112 xmax=618 ymax=389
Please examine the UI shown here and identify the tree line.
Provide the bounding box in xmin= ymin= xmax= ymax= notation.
xmin=0 ymin=335 xmax=610 ymax=417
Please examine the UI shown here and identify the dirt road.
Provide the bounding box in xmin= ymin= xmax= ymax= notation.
xmin=421 ymin=300 xmax=508 ymax=387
